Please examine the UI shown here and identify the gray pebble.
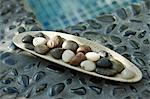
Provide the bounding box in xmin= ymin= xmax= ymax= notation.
xmin=50 ymin=48 xmax=65 ymax=59
xmin=96 ymin=15 xmax=116 ymax=23
xmin=119 ymin=24 xmax=128 ymax=32
xmin=116 ymin=8 xmax=127 ymax=20
xmin=95 ymin=68 xmax=117 ymax=76
xmin=129 ymin=40 xmax=140 ymax=49
xmin=110 ymin=35 xmax=122 ymax=44
xmin=106 ymin=24 xmax=116 ymax=34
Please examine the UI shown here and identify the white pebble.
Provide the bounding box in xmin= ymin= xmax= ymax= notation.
xmin=85 ymin=52 xmax=100 ymax=61
xmin=62 ymin=50 xmax=75 ymax=63
xmin=121 ymin=69 xmax=135 ymax=79
xmin=33 ymin=37 xmax=47 ymax=46
xmin=80 ymin=60 xmax=96 ymax=71
xmin=98 ymin=51 xmax=107 ymax=57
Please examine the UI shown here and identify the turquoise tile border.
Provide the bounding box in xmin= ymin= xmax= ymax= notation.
xmin=26 ymin=0 xmax=140 ymax=30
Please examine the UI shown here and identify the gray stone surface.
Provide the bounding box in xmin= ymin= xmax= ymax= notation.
xmin=0 ymin=0 xmax=150 ymax=99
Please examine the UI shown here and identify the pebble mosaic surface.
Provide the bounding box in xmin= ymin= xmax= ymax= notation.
xmin=0 ymin=0 xmax=150 ymax=99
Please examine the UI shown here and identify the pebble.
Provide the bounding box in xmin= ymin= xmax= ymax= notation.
xmin=17 ymin=75 xmax=29 ymax=87
xmin=124 ymin=30 xmax=136 ymax=36
xmin=80 ymin=60 xmax=96 ymax=71
xmin=33 ymin=37 xmax=47 ymax=46
xmin=137 ymin=31 xmax=146 ymax=38
xmin=34 ymin=32 xmax=45 ymax=37
xmin=96 ymin=58 xmax=112 ymax=68
xmin=112 ymin=60 xmax=125 ymax=73
xmin=50 ymin=48 xmax=65 ymax=59
xmin=116 ymin=8 xmax=127 ymax=20
xmin=131 ymin=4 xmax=141 ymax=15
xmin=96 ymin=15 xmax=116 ymax=23
xmin=24 ymin=44 xmax=34 ymax=50
xmin=121 ymin=69 xmax=135 ymax=79
xmin=98 ymin=51 xmax=108 ymax=57
xmin=47 ymin=36 xmax=64 ymax=48
xmin=30 ymin=25 xmax=42 ymax=31
xmin=49 ymin=83 xmax=65 ymax=96
xmin=85 ymin=52 xmax=100 ymax=61
xmin=62 ymin=40 xmax=79 ymax=52
xmin=89 ymin=86 xmax=102 ymax=94
xmin=143 ymin=39 xmax=149 ymax=44
xmin=33 ymin=71 xmax=45 ymax=82
xmin=110 ymin=35 xmax=122 ymax=44
xmin=129 ymin=40 xmax=140 ymax=49
xmin=71 ymin=87 xmax=86 ymax=95
xmin=70 ymin=52 xmax=86 ymax=66
xmin=77 ymin=45 xmax=91 ymax=54
xmin=106 ymin=24 xmax=116 ymax=34
xmin=105 ymin=44 xmax=114 ymax=50
xmin=34 ymin=44 xmax=50 ymax=54
xmin=35 ymin=83 xmax=47 ymax=93
xmin=115 ymin=46 xmax=127 ymax=54
xmin=119 ymin=24 xmax=128 ymax=32
xmin=95 ymin=68 xmax=117 ymax=76
xmin=22 ymin=35 xmax=34 ymax=43
xmin=87 ymin=20 xmax=102 ymax=29
xmin=18 ymin=26 xmax=26 ymax=33
xmin=62 ymin=50 xmax=75 ymax=63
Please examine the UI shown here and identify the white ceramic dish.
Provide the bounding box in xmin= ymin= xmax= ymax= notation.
xmin=13 ymin=31 xmax=142 ymax=83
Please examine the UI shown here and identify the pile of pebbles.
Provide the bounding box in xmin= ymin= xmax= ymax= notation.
xmin=22 ymin=32 xmax=135 ymax=79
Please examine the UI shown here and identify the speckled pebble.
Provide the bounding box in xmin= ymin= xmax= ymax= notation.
xmin=34 ymin=44 xmax=50 ymax=54
xmin=62 ymin=50 xmax=75 ymax=63
xmin=80 ymin=60 xmax=96 ymax=71
xmin=121 ymin=69 xmax=135 ymax=79
xmin=85 ymin=52 xmax=100 ymax=61
xmin=62 ymin=40 xmax=79 ymax=52
xmin=33 ymin=37 xmax=47 ymax=46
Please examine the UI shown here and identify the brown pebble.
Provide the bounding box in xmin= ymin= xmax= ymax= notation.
xmin=77 ymin=45 xmax=91 ymax=54
xmin=69 ymin=52 xmax=86 ymax=66
xmin=34 ymin=44 xmax=50 ymax=54
xmin=47 ymin=35 xmax=64 ymax=48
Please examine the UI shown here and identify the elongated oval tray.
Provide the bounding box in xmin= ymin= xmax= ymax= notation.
xmin=13 ymin=31 xmax=142 ymax=83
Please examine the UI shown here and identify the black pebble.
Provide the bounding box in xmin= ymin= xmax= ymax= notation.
xmin=96 ymin=58 xmax=112 ymax=68
xmin=22 ymin=35 xmax=34 ymax=43
xmin=124 ymin=30 xmax=136 ymax=36
xmin=18 ymin=26 xmax=26 ymax=33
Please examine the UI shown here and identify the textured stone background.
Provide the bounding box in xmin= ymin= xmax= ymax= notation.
xmin=0 ymin=0 xmax=150 ymax=99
